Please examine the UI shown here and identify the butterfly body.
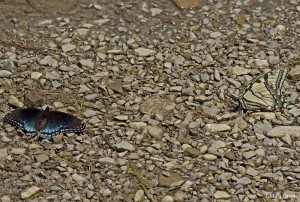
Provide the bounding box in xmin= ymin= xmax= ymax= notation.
xmin=4 ymin=107 xmax=85 ymax=139
xmin=237 ymin=69 xmax=288 ymax=112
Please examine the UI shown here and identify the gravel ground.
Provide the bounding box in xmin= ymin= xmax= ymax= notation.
xmin=0 ymin=0 xmax=300 ymax=201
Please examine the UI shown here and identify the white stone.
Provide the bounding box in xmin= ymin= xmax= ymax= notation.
xmin=21 ymin=186 xmax=41 ymax=199
xmin=31 ymin=72 xmax=43 ymax=80
xmin=204 ymin=124 xmax=231 ymax=132
xmin=134 ymin=48 xmax=156 ymax=57
xmin=62 ymin=44 xmax=76 ymax=52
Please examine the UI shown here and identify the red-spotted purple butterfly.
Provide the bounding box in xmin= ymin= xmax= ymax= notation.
xmin=4 ymin=107 xmax=85 ymax=139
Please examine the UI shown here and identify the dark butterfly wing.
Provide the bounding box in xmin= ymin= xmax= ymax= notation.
xmin=40 ymin=111 xmax=85 ymax=139
xmin=4 ymin=108 xmax=44 ymax=135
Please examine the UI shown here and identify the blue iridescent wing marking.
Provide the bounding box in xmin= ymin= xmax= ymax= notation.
xmin=40 ymin=111 xmax=85 ymax=139
xmin=4 ymin=108 xmax=44 ymax=135
xmin=4 ymin=108 xmax=85 ymax=139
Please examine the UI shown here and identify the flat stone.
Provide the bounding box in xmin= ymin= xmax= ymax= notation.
xmin=8 ymin=96 xmax=24 ymax=108
xmin=72 ymin=174 xmax=86 ymax=182
xmin=45 ymin=71 xmax=60 ymax=80
xmin=140 ymin=96 xmax=176 ymax=116
xmin=201 ymin=106 xmax=220 ymax=117
xmin=289 ymin=108 xmax=300 ymax=117
xmin=174 ymin=191 xmax=185 ymax=201
xmin=237 ymin=177 xmax=251 ymax=185
xmin=21 ymin=186 xmax=41 ymax=199
xmin=134 ymin=189 xmax=145 ymax=202
xmin=0 ymin=70 xmax=12 ymax=78
xmin=205 ymin=124 xmax=231 ymax=133
xmin=210 ymin=31 xmax=222 ymax=38
xmin=267 ymin=126 xmax=300 ymax=138
xmin=1 ymin=195 xmax=11 ymax=202
xmin=62 ymin=44 xmax=76 ymax=52
xmin=184 ymin=147 xmax=200 ymax=157
xmin=11 ymin=148 xmax=26 ymax=155
xmin=116 ymin=141 xmax=135 ymax=151
xmin=289 ymin=65 xmax=300 ymax=79
xmin=94 ymin=19 xmax=110 ymax=26
xmin=170 ymin=86 xmax=182 ymax=92
xmin=161 ymin=195 xmax=173 ymax=202
xmin=98 ymin=157 xmax=116 ymax=165
xmin=114 ymin=115 xmax=128 ymax=121
xmin=31 ymin=72 xmax=43 ymax=80
xmin=35 ymin=153 xmax=49 ymax=163
xmin=255 ymin=59 xmax=269 ymax=68
xmin=107 ymin=79 xmax=123 ymax=93
xmin=129 ymin=122 xmax=147 ymax=130
xmin=62 ymin=192 xmax=72 ymax=200
xmin=251 ymin=112 xmax=276 ymax=120
xmin=150 ymin=8 xmax=162 ymax=16
xmin=203 ymin=154 xmax=218 ymax=160
xmin=281 ymin=134 xmax=292 ymax=145
xmin=134 ymin=47 xmax=156 ymax=57
xmin=75 ymin=28 xmax=89 ymax=36
xmin=182 ymin=87 xmax=195 ymax=96
xmin=159 ymin=172 xmax=183 ymax=187
xmin=232 ymin=66 xmax=251 ymax=76
xmin=0 ymin=149 xmax=8 ymax=159
xmin=146 ymin=126 xmax=164 ymax=139
xmin=214 ymin=191 xmax=231 ymax=199
xmin=246 ymin=167 xmax=259 ymax=176
xmin=243 ymin=151 xmax=256 ymax=159
xmin=80 ymin=59 xmax=94 ymax=69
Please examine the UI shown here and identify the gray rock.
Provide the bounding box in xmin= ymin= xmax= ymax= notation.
xmin=98 ymin=157 xmax=116 ymax=165
xmin=0 ymin=70 xmax=12 ymax=78
xmin=170 ymin=86 xmax=182 ymax=92
xmin=254 ymin=120 xmax=272 ymax=135
xmin=114 ymin=115 xmax=129 ymax=121
xmin=94 ymin=19 xmax=110 ymax=26
xmin=246 ymin=167 xmax=259 ymax=176
xmin=182 ymin=87 xmax=195 ymax=96
xmin=213 ymin=191 xmax=231 ymax=199
xmin=72 ymin=174 xmax=86 ymax=182
xmin=255 ymin=59 xmax=269 ymax=68
xmin=161 ymin=195 xmax=173 ymax=202
xmin=11 ymin=148 xmax=26 ymax=155
xmin=116 ymin=141 xmax=135 ymax=151
xmin=243 ymin=151 xmax=256 ymax=159
xmin=201 ymin=106 xmax=220 ymax=117
xmin=205 ymin=124 xmax=231 ymax=132
xmin=79 ymin=59 xmax=94 ymax=69
xmin=150 ymin=8 xmax=162 ymax=16
xmin=203 ymin=154 xmax=218 ymax=160
xmin=21 ymin=186 xmax=41 ymax=199
xmin=267 ymin=126 xmax=300 ymax=138
xmin=45 ymin=71 xmax=60 ymax=80
xmin=209 ymin=140 xmax=226 ymax=152
xmin=31 ymin=72 xmax=43 ymax=80
xmin=236 ymin=177 xmax=251 ymax=185
xmin=62 ymin=192 xmax=72 ymax=200
xmin=134 ymin=189 xmax=145 ymax=202
xmin=0 ymin=149 xmax=8 ymax=159
xmin=210 ymin=31 xmax=222 ymax=38
xmin=146 ymin=126 xmax=164 ymax=139
xmin=134 ymin=48 xmax=156 ymax=57
xmin=62 ymin=44 xmax=76 ymax=52
xmin=289 ymin=108 xmax=300 ymax=117
xmin=8 ymin=96 xmax=24 ymax=108
xmin=1 ymin=195 xmax=11 ymax=202
xmin=232 ymin=66 xmax=251 ymax=76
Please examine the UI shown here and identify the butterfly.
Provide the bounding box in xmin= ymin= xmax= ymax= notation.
xmin=235 ymin=69 xmax=288 ymax=112
xmin=4 ymin=106 xmax=85 ymax=139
